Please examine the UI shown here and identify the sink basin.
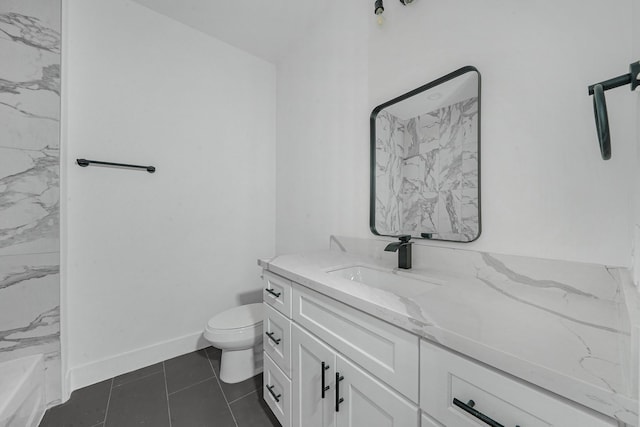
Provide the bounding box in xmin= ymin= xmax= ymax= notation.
xmin=326 ymin=265 xmax=441 ymax=297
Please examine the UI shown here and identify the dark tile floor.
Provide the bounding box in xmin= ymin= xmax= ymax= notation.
xmin=39 ymin=347 xmax=279 ymax=427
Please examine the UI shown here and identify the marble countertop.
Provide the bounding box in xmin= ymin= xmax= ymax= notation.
xmin=259 ymin=238 xmax=639 ymax=425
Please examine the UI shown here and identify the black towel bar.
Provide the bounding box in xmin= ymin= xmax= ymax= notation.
xmin=587 ymin=61 xmax=640 ymax=160
xmin=76 ymin=159 xmax=156 ymax=173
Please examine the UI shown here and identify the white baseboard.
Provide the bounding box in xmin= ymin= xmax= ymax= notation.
xmin=67 ymin=330 xmax=208 ymax=394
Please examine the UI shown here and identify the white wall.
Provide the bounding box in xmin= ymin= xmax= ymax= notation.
xmin=277 ymin=0 xmax=635 ymax=267
xmin=276 ymin=0 xmax=370 ymax=254
xmin=63 ymin=0 xmax=275 ymax=394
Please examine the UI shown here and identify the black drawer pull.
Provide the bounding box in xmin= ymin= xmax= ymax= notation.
xmin=335 ymin=373 xmax=344 ymax=412
xmin=453 ymin=398 xmax=512 ymax=427
xmin=321 ymin=362 xmax=330 ymax=399
xmin=265 ymin=331 xmax=281 ymax=345
xmin=266 ymin=385 xmax=281 ymax=402
xmin=265 ymin=288 xmax=281 ymax=298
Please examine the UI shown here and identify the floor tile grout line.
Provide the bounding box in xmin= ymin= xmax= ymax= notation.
xmin=162 ymin=361 xmax=173 ymax=427
xmin=207 ymin=352 xmax=239 ymax=427
xmin=227 ymin=389 xmax=257 ymax=405
xmin=102 ymin=378 xmax=114 ymax=427
xmin=112 ymin=370 xmax=164 ymax=389
xmin=166 ymin=375 xmax=216 ymax=396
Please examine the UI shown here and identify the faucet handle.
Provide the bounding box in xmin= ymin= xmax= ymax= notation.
xmin=398 ymin=235 xmax=412 ymax=243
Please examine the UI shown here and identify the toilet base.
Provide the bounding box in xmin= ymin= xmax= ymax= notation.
xmin=219 ymin=345 xmax=263 ymax=384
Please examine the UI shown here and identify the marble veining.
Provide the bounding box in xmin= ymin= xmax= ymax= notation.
xmin=0 ymin=263 xmax=58 ymax=291
xmin=0 ymin=0 xmax=61 ymax=406
xmin=0 ymin=13 xmax=60 ymax=53
xmin=375 ymin=97 xmax=479 ymax=241
xmin=480 ymin=252 xmax=600 ymax=299
xmin=261 ymin=236 xmax=638 ymax=425
xmin=0 ymin=148 xmax=59 ymax=256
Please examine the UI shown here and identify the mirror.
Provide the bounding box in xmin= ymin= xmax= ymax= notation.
xmin=370 ymin=66 xmax=481 ymax=242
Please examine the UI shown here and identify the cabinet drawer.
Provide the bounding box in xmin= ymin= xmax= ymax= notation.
xmin=264 ymin=353 xmax=291 ymax=427
xmin=264 ymin=303 xmax=292 ymax=376
xmin=420 ymin=340 xmax=617 ymax=427
xmin=263 ymin=271 xmax=292 ymax=318
xmin=292 ymin=285 xmax=419 ymax=403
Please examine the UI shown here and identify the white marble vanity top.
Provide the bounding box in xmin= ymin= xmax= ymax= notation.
xmin=259 ymin=236 xmax=640 ymax=425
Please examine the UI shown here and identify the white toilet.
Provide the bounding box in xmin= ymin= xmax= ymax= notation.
xmin=203 ymin=303 xmax=264 ymax=383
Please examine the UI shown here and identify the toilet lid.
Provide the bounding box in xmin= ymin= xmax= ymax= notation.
xmin=207 ymin=303 xmax=263 ymax=330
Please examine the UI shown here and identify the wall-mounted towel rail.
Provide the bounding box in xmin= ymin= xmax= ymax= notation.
xmin=76 ymin=158 xmax=156 ymax=173
xmin=587 ymin=61 xmax=639 ymax=160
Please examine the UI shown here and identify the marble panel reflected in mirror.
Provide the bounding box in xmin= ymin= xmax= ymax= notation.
xmin=370 ymin=66 xmax=481 ymax=242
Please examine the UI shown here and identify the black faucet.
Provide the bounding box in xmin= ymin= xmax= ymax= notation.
xmin=384 ymin=235 xmax=413 ymax=269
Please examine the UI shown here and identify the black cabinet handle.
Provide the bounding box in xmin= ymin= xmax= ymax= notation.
xmin=266 ymin=385 xmax=281 ymax=402
xmin=265 ymin=331 xmax=281 ymax=345
xmin=453 ymin=398 xmax=513 ymax=427
xmin=265 ymin=288 xmax=281 ymax=298
xmin=335 ymin=372 xmax=344 ymax=412
xmin=321 ymin=362 xmax=330 ymax=399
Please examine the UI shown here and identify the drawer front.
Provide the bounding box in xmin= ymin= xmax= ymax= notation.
xmin=292 ymin=285 xmax=419 ymax=403
xmin=264 ymin=303 xmax=292 ymax=376
xmin=420 ymin=340 xmax=617 ymax=427
xmin=264 ymin=352 xmax=291 ymax=427
xmin=263 ymin=271 xmax=292 ymax=318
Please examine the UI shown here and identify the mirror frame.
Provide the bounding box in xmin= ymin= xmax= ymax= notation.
xmin=369 ymin=65 xmax=481 ymax=242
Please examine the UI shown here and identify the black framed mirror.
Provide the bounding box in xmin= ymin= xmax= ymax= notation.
xmin=370 ymin=66 xmax=481 ymax=242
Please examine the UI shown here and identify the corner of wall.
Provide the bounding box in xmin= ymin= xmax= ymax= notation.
xmin=60 ymin=0 xmax=71 ymax=403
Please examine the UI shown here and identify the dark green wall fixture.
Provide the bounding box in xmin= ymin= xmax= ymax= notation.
xmin=588 ymin=61 xmax=639 ymax=160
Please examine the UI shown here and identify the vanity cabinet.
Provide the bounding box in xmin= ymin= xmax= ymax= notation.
xmin=263 ymin=272 xmax=419 ymax=427
xmin=262 ymin=270 xmax=620 ymax=427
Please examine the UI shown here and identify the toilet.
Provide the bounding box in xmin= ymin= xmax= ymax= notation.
xmin=203 ymin=303 xmax=264 ymax=383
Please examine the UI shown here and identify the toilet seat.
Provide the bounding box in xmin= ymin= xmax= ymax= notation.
xmin=206 ymin=303 xmax=262 ymax=331
xmin=203 ymin=303 xmax=263 ymax=347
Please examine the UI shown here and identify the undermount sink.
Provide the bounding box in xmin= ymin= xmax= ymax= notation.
xmin=326 ymin=265 xmax=441 ymax=297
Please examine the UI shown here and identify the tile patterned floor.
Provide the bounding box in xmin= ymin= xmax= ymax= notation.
xmin=39 ymin=347 xmax=279 ymax=427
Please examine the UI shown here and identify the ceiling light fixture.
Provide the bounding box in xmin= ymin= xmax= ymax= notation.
xmin=374 ymin=0 xmax=384 ymax=25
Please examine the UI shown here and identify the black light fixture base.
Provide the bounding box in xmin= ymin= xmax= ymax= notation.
xmin=374 ymin=0 xmax=384 ymax=15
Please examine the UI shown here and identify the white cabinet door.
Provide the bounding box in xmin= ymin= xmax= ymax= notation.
xmin=291 ymin=324 xmax=336 ymax=427
xmin=335 ymin=355 xmax=419 ymax=427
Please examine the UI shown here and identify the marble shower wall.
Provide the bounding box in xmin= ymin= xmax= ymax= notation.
xmin=0 ymin=0 xmax=61 ymax=406
xmin=375 ymin=97 xmax=479 ymax=241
